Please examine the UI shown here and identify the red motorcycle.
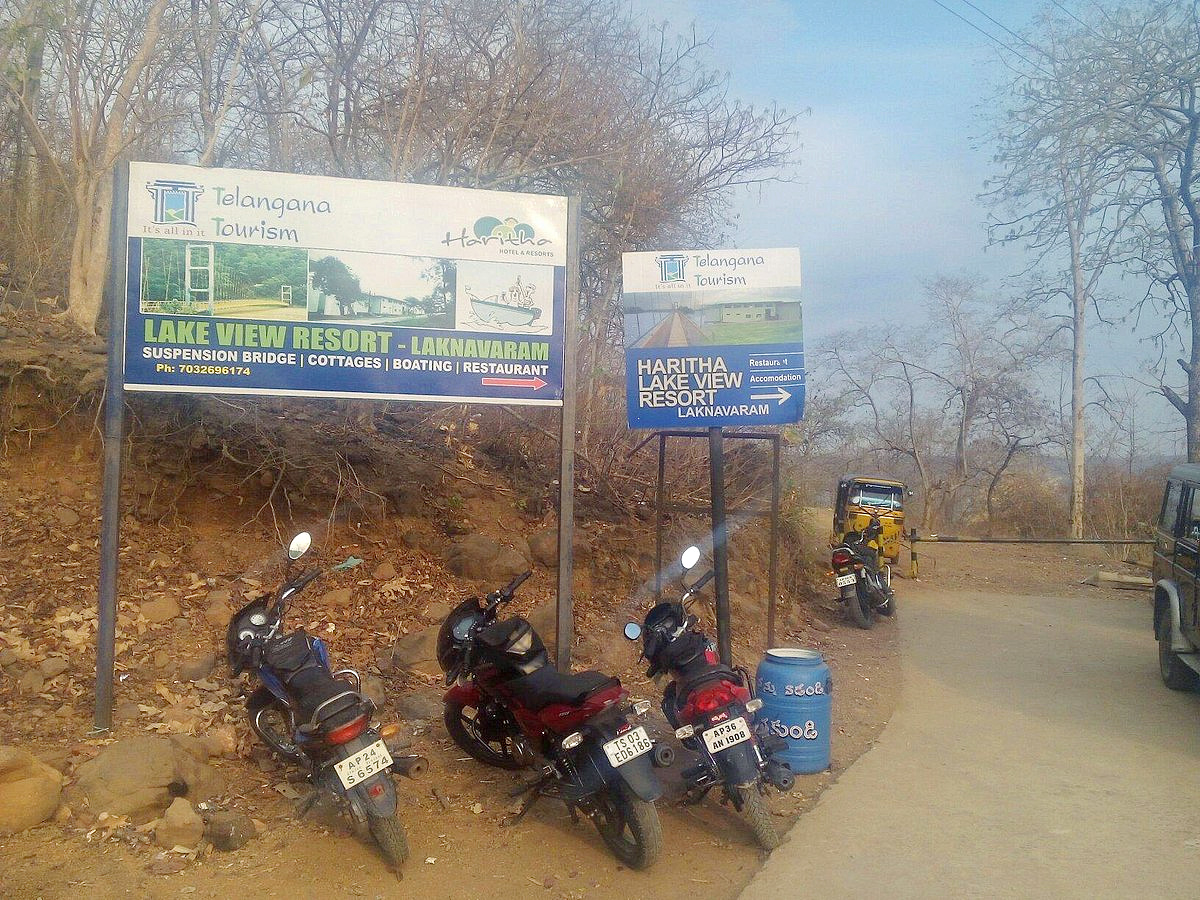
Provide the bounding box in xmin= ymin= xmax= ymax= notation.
xmin=436 ymin=572 xmax=666 ymax=869
xmin=624 ymin=546 xmax=794 ymax=850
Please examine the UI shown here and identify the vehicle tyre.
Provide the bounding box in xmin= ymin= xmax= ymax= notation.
xmin=877 ymin=588 xmax=897 ymax=617
xmin=367 ymin=811 xmax=410 ymax=869
xmin=250 ymin=698 xmax=306 ymax=766
xmin=1158 ymin=622 xmax=1199 ymax=691
xmin=734 ymin=783 xmax=781 ymax=850
xmin=847 ymin=583 xmax=873 ymax=629
xmin=444 ymin=701 xmax=525 ymax=769
xmin=590 ymin=783 xmax=662 ymax=870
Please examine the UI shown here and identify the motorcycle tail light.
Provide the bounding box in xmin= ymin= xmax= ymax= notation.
xmin=831 ymin=549 xmax=852 ymax=566
xmin=693 ymin=692 xmax=723 ymax=713
xmin=367 ymin=782 xmax=386 ymax=798
xmin=326 ymin=715 xmax=368 ymax=745
xmin=675 ymin=724 xmax=695 ymax=739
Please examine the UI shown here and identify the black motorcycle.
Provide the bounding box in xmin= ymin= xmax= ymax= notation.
xmin=830 ymin=515 xmax=896 ymax=629
xmin=624 ymin=546 xmax=794 ymax=850
xmin=438 ymin=571 xmax=667 ymax=869
xmin=226 ymin=533 xmax=411 ymax=870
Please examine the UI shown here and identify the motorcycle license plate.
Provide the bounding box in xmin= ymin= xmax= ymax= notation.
xmin=602 ymin=726 xmax=652 ymax=767
xmin=702 ymin=716 xmax=751 ymax=754
xmin=835 ymin=573 xmax=857 ymax=587
xmin=334 ymin=739 xmax=393 ymax=789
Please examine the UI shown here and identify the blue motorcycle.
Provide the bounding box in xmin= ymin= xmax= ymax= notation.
xmin=226 ymin=533 xmax=409 ymax=870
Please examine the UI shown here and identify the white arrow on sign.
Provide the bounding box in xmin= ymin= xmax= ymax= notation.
xmin=749 ymin=386 xmax=793 ymax=405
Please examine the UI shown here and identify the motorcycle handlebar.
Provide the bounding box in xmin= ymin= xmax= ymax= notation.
xmin=502 ymin=570 xmax=532 ymax=600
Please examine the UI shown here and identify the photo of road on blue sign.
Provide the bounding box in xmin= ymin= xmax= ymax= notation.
xmin=621 ymin=248 xmax=804 ymax=429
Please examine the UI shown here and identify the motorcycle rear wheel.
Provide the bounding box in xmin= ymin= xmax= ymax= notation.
xmin=590 ymin=783 xmax=662 ymax=870
xmin=847 ymin=584 xmax=874 ymax=629
xmin=250 ymin=698 xmax=306 ymax=766
xmin=367 ymin=810 xmax=410 ymax=870
xmin=877 ymin=590 xmax=897 ymax=617
xmin=733 ymin=783 xmax=781 ymax=850
xmin=444 ymin=701 xmax=525 ymax=770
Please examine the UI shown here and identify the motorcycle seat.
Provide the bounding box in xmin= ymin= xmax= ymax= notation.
xmin=263 ymin=631 xmax=365 ymax=730
xmin=506 ymin=666 xmax=619 ymax=711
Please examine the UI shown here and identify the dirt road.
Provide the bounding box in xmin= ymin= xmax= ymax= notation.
xmin=741 ymin=569 xmax=1200 ymax=898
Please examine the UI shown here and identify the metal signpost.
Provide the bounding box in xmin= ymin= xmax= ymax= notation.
xmin=95 ymin=161 xmax=578 ymax=730
xmin=621 ymin=248 xmax=804 ymax=664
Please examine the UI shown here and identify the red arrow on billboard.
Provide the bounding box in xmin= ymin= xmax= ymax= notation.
xmin=481 ymin=376 xmax=548 ymax=390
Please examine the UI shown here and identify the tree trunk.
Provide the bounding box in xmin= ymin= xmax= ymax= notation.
xmin=1068 ymin=216 xmax=1086 ymax=538
xmin=66 ymin=173 xmax=113 ymax=334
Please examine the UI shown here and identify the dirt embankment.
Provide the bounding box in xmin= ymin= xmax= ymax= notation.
xmin=0 ymin=325 xmax=902 ymax=899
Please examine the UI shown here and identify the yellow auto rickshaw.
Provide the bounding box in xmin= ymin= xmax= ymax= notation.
xmin=833 ymin=476 xmax=908 ymax=565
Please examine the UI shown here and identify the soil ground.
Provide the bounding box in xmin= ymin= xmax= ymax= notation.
xmin=0 ymin=429 xmax=902 ymax=899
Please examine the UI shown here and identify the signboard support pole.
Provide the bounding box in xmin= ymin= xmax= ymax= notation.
xmin=766 ymin=435 xmax=781 ymax=648
xmin=709 ymin=426 xmax=732 ymax=666
xmin=555 ymin=196 xmax=582 ymax=672
xmin=94 ymin=162 xmax=130 ymax=733
xmin=654 ymin=432 xmax=667 ymax=602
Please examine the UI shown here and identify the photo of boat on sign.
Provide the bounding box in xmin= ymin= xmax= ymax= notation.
xmin=456 ymin=261 xmax=552 ymax=334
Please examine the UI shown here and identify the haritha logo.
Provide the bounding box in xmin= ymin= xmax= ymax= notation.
xmin=656 ymin=253 xmax=688 ymax=283
xmin=441 ymin=215 xmax=551 ymax=249
xmin=146 ymin=179 xmax=204 ymax=225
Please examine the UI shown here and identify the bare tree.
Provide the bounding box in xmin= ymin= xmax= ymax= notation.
xmin=823 ymin=276 xmax=1058 ymax=531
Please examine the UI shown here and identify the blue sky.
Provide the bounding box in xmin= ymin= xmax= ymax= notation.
xmin=627 ymin=0 xmax=1184 ymax=455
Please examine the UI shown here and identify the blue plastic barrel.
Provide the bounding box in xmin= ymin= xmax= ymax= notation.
xmin=754 ymin=648 xmax=832 ymax=774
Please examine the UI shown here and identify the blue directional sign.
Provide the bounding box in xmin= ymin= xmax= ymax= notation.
xmin=123 ymin=162 xmax=568 ymax=406
xmin=621 ymin=248 xmax=804 ymax=428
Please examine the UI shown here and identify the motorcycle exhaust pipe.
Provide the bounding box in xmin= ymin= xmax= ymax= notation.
xmin=651 ymin=743 xmax=675 ymax=769
xmin=766 ymin=761 xmax=795 ymax=792
xmin=391 ymin=754 xmax=429 ymax=778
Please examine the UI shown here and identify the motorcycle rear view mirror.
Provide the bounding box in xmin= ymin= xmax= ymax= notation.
xmin=287 ymin=532 xmax=312 ymax=561
xmin=623 ymin=622 xmax=642 ymax=641
xmin=680 ymin=545 xmax=702 ymax=571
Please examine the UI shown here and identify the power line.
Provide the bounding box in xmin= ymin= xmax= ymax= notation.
xmin=958 ymin=0 xmax=1049 ymax=58
xmin=929 ymin=0 xmax=1054 ymax=77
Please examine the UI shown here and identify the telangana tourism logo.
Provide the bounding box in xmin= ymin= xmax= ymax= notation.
xmin=655 ymin=253 xmax=688 ymax=284
xmin=442 ymin=215 xmax=552 ymax=249
xmin=146 ymin=179 xmax=204 ymax=225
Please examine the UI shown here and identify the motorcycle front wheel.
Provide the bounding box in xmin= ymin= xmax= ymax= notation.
xmin=367 ymin=810 xmax=410 ymax=869
xmin=444 ymin=701 xmax=525 ymax=770
xmin=590 ymin=783 xmax=662 ymax=870
xmin=733 ymin=783 xmax=781 ymax=850
xmin=846 ymin=584 xmax=874 ymax=629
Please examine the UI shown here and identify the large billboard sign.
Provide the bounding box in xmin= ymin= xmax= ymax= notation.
xmin=124 ymin=162 xmax=568 ymax=405
xmin=621 ymin=248 xmax=804 ymax=428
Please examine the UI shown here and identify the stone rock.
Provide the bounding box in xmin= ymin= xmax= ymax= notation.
xmin=204 ymin=598 xmax=232 ymax=626
xmin=205 ymin=586 xmax=232 ymax=605
xmin=0 ymin=746 xmax=65 ymax=833
xmin=154 ymin=650 xmax=172 ymax=669
xmin=141 ymin=596 xmax=181 ymax=624
xmin=526 ymin=603 xmax=557 ymax=648
xmin=361 ymin=674 xmax=387 ymax=709
xmin=74 ymin=736 xmax=225 ymax=821
xmin=114 ymin=701 xmax=142 ymax=722
xmin=201 ymin=725 xmax=238 ymax=759
xmin=319 ymin=587 xmax=354 ymax=607
xmin=155 ymin=797 xmax=204 ymax=850
xmin=0 ymin=648 xmax=18 ymax=667
xmin=146 ymin=855 xmax=188 ymax=876
xmin=445 ymin=534 xmax=529 ymax=580
xmin=372 ymin=561 xmax=398 ymax=581
xmin=393 ymin=691 xmax=443 ymax=722
xmin=204 ymin=810 xmax=256 ymax=851
xmin=423 ymin=601 xmax=452 ymax=622
xmin=527 ymin=527 xmax=559 ymax=568
xmin=56 ymin=478 xmax=83 ymax=499
xmin=18 ymin=670 xmax=45 ymax=694
xmin=382 ymin=627 xmax=439 ymax=673
xmin=53 ymin=506 xmax=80 ymax=527
xmin=40 ymin=657 xmax=69 ymax=679
xmin=178 ymin=653 xmax=216 ymax=682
